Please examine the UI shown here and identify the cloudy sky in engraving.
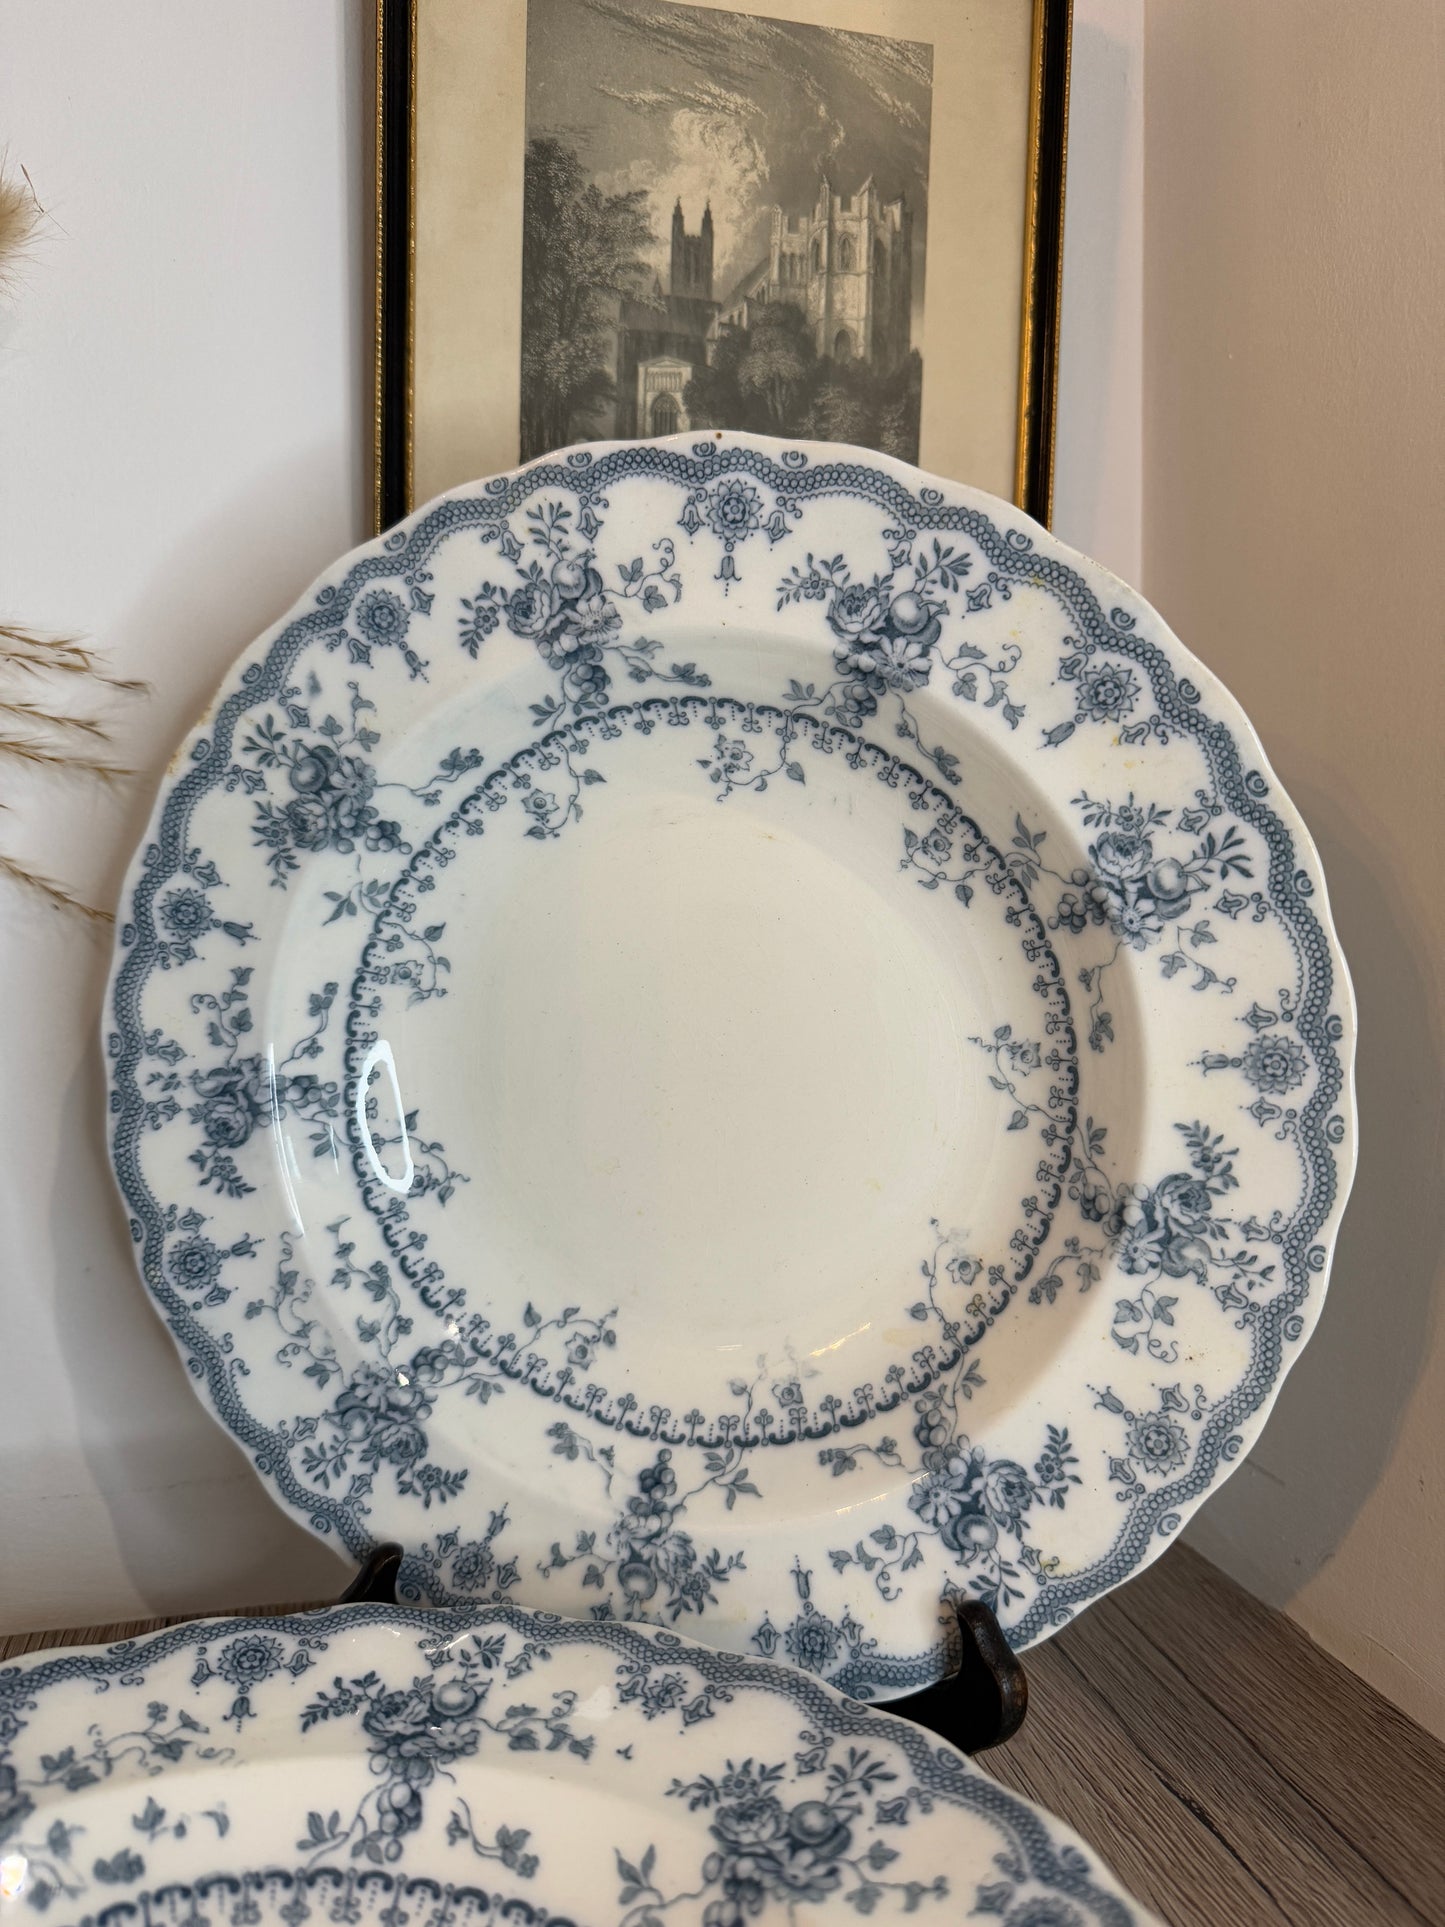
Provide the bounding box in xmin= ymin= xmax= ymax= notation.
xmin=525 ymin=0 xmax=932 ymax=309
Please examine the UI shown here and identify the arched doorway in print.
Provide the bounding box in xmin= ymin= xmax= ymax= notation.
xmin=833 ymin=328 xmax=854 ymax=362
xmin=636 ymin=356 xmax=692 ymax=437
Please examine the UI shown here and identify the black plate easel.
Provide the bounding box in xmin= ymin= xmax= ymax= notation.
xmin=336 ymin=1545 xmax=1027 ymax=1756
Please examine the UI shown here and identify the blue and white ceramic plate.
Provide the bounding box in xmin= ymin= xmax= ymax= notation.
xmin=106 ymin=433 xmax=1355 ymax=1696
xmin=0 ymin=1603 xmax=1160 ymax=1927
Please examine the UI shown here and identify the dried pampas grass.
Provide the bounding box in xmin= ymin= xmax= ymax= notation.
xmin=0 ymin=164 xmax=40 ymax=296
xmin=0 ymin=622 xmax=144 ymax=691
xmin=0 ymin=851 xmax=113 ymax=923
xmin=1 ymin=164 xmax=145 ymax=923
xmin=0 ymin=622 xmax=145 ymax=921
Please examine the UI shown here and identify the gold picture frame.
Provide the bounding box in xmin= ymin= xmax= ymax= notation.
xmin=375 ymin=0 xmax=1071 ymax=533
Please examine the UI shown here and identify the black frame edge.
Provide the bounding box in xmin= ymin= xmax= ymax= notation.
xmin=376 ymin=0 xmax=1071 ymax=528
xmin=1021 ymin=0 xmax=1072 ymax=526
xmin=376 ymin=0 xmax=414 ymax=534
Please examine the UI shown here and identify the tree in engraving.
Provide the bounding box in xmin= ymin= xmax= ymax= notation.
xmin=520 ymin=137 xmax=654 ymax=459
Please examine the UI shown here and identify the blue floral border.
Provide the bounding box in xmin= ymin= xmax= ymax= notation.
xmin=107 ymin=439 xmax=1352 ymax=1688
xmin=0 ymin=1603 xmax=1140 ymax=1927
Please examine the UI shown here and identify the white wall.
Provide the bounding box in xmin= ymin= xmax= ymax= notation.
xmin=0 ymin=2 xmax=371 ymax=1623
xmin=1050 ymin=0 xmax=1142 ymax=585
xmin=0 ymin=1 xmax=1140 ymax=1629
xmin=1145 ymin=0 xmax=1445 ymax=1742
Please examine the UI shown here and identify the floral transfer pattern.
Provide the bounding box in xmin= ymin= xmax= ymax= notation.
xmin=224 ymin=682 xmax=481 ymax=888
xmin=539 ymin=1439 xmax=751 ymax=1627
xmin=345 ymin=695 xmax=1077 ymax=1451
xmin=244 ymin=1217 xmax=618 ymax=1515
xmin=458 ymin=497 xmax=708 ymax=726
xmin=0 ymin=1604 xmax=1154 ymax=1926
xmin=1006 ymin=790 xmax=1252 ymax=1054
xmin=107 ymin=436 xmax=1353 ymax=1692
xmin=773 ymin=535 xmax=1013 ymax=789
xmin=676 ymin=472 xmax=801 ymax=587
xmin=150 ymin=848 xmax=254 ymax=971
xmin=618 ymin=1743 xmax=948 ymax=1923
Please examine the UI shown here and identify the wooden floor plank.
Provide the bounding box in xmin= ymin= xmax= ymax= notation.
xmin=985 ymin=1634 xmax=1289 ymax=1927
xmin=1058 ymin=1584 xmax=1429 ymax=1924
xmin=1112 ymin=1546 xmax=1445 ymax=1919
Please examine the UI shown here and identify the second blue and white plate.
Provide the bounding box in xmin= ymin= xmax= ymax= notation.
xmin=106 ymin=433 xmax=1355 ymax=1695
xmin=0 ymin=1603 xmax=1159 ymax=1926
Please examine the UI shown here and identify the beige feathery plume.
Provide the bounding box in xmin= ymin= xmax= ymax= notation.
xmin=1 ymin=164 xmax=145 ymax=921
xmin=0 ymin=165 xmax=40 ymax=294
xmin=0 ymin=622 xmax=146 ymax=691
xmin=0 ymin=852 xmax=113 ymax=923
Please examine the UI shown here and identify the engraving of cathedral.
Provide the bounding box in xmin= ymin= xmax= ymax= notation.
xmin=720 ymin=176 xmax=913 ymax=368
xmin=611 ymin=200 xmax=719 ymax=439
xmin=611 ymin=176 xmax=914 ymax=439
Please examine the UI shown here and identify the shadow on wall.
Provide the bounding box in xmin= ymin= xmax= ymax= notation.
xmin=1187 ymin=771 xmax=1444 ymax=1603
xmin=47 ymin=1035 xmax=352 ymax=1619
xmin=1051 ymin=10 xmax=1141 ymax=580
xmin=13 ymin=0 xmax=376 ymax=1628
xmin=38 ymin=443 xmax=371 ymax=1624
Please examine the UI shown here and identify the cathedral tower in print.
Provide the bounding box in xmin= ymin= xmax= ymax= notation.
xmin=670 ymin=198 xmax=715 ymax=300
xmin=719 ymin=177 xmax=913 ymax=371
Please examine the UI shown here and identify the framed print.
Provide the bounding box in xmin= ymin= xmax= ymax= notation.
xmin=375 ymin=0 xmax=1070 ymax=531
